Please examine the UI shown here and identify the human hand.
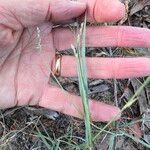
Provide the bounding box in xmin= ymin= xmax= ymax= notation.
xmin=0 ymin=0 xmax=150 ymax=122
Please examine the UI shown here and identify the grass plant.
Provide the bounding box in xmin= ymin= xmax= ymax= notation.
xmin=72 ymin=15 xmax=93 ymax=149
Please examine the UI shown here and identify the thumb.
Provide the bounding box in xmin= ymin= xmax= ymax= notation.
xmin=0 ymin=0 xmax=86 ymax=30
xmin=79 ymin=0 xmax=125 ymax=22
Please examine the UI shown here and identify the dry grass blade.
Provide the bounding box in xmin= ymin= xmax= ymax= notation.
xmin=93 ymin=76 xmax=150 ymax=143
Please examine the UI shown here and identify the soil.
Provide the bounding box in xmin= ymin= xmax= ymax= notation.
xmin=0 ymin=0 xmax=150 ymax=149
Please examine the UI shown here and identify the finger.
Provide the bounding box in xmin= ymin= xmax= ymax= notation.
xmin=79 ymin=0 xmax=125 ymax=22
xmin=53 ymin=26 xmax=150 ymax=50
xmin=0 ymin=0 xmax=86 ymax=30
xmin=61 ymin=56 xmax=150 ymax=79
xmin=39 ymin=86 xmax=120 ymax=122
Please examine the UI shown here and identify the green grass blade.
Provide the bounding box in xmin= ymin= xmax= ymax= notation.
xmin=108 ymin=134 xmax=116 ymax=150
xmin=121 ymin=131 xmax=150 ymax=148
xmin=35 ymin=126 xmax=53 ymax=149
xmin=93 ymin=76 xmax=150 ymax=141
xmin=74 ymin=15 xmax=93 ymax=149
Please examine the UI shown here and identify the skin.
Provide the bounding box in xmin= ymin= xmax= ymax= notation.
xmin=0 ymin=0 xmax=150 ymax=122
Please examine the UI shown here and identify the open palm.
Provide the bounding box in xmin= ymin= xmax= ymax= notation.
xmin=0 ymin=0 xmax=150 ymax=122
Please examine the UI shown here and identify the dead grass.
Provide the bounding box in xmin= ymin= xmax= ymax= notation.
xmin=0 ymin=0 xmax=150 ymax=149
